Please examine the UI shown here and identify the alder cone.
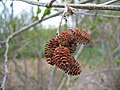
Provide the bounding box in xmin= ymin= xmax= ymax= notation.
xmin=67 ymin=42 xmax=77 ymax=53
xmin=44 ymin=38 xmax=59 ymax=65
xmin=52 ymin=46 xmax=82 ymax=75
xmin=57 ymin=28 xmax=91 ymax=53
xmin=57 ymin=30 xmax=77 ymax=53
xmin=68 ymin=59 xmax=81 ymax=75
xmin=74 ymin=28 xmax=91 ymax=44
xmin=44 ymin=28 xmax=91 ymax=75
xmin=57 ymin=30 xmax=74 ymax=46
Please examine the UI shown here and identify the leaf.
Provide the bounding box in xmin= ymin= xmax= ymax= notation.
xmin=96 ymin=18 xmax=103 ymax=23
xmin=70 ymin=0 xmax=74 ymax=3
xmin=116 ymin=60 xmax=120 ymax=67
xmin=33 ymin=16 xmax=39 ymax=21
xmin=53 ymin=9 xmax=59 ymax=11
xmin=89 ymin=24 xmax=97 ymax=30
xmin=37 ymin=7 xmax=41 ymax=14
xmin=43 ymin=8 xmax=51 ymax=17
xmin=101 ymin=77 xmax=104 ymax=83
xmin=12 ymin=21 xmax=16 ymax=32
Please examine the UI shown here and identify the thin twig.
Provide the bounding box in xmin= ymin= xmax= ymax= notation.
xmin=48 ymin=66 xmax=56 ymax=90
xmin=47 ymin=0 xmax=56 ymax=7
xmin=79 ymin=0 xmax=94 ymax=4
xmin=0 ymin=11 xmax=63 ymax=47
xmin=82 ymin=67 xmax=120 ymax=77
xmin=86 ymin=78 xmax=112 ymax=90
xmin=0 ymin=36 xmax=11 ymax=90
xmin=100 ymin=0 xmax=118 ymax=5
xmin=57 ymin=74 xmax=66 ymax=90
xmin=0 ymin=11 xmax=62 ymax=90
xmin=20 ymin=0 xmax=120 ymax=11
xmin=66 ymin=75 xmax=71 ymax=90
xmin=57 ymin=3 xmax=75 ymax=36
xmin=78 ymin=12 xmax=120 ymax=18
xmin=74 ymin=44 xmax=84 ymax=60
xmin=113 ymin=44 xmax=120 ymax=54
xmin=57 ymin=3 xmax=68 ymax=36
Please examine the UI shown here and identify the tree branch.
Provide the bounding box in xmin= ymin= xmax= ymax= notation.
xmin=0 ymin=11 xmax=62 ymax=90
xmin=78 ymin=12 xmax=120 ymax=18
xmin=47 ymin=0 xmax=56 ymax=7
xmin=20 ymin=0 xmax=120 ymax=11
xmin=101 ymin=0 xmax=118 ymax=5
xmin=0 ymin=36 xmax=11 ymax=90
xmin=86 ymin=78 xmax=112 ymax=90
xmin=0 ymin=11 xmax=62 ymax=47
xmin=57 ymin=74 xmax=66 ymax=90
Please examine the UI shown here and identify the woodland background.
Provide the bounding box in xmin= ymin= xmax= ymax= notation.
xmin=0 ymin=0 xmax=120 ymax=90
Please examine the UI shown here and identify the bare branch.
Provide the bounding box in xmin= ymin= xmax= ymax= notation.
xmin=47 ymin=0 xmax=56 ymax=7
xmin=79 ymin=12 xmax=120 ymax=18
xmin=0 ymin=11 xmax=62 ymax=90
xmin=86 ymin=78 xmax=112 ymax=90
xmin=66 ymin=75 xmax=71 ymax=90
xmin=79 ymin=0 xmax=94 ymax=4
xmin=101 ymin=0 xmax=118 ymax=5
xmin=113 ymin=44 xmax=120 ymax=54
xmin=57 ymin=3 xmax=76 ymax=36
xmin=48 ymin=66 xmax=56 ymax=90
xmin=57 ymin=74 xmax=66 ymax=90
xmin=0 ymin=11 xmax=62 ymax=47
xmin=82 ymin=67 xmax=120 ymax=77
xmin=74 ymin=44 xmax=84 ymax=60
xmin=20 ymin=0 xmax=120 ymax=11
xmin=0 ymin=36 xmax=11 ymax=90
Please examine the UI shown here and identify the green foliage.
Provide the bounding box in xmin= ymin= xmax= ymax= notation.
xmin=53 ymin=9 xmax=59 ymax=11
xmin=101 ymin=77 xmax=105 ymax=83
xmin=43 ymin=8 xmax=51 ymax=17
xmin=79 ymin=46 xmax=108 ymax=67
xmin=70 ymin=0 xmax=74 ymax=3
xmin=12 ymin=21 xmax=17 ymax=32
xmin=89 ymin=23 xmax=97 ymax=30
xmin=115 ymin=59 xmax=120 ymax=67
xmin=33 ymin=6 xmax=41 ymax=21
xmin=8 ymin=28 xmax=56 ymax=59
xmin=33 ymin=15 xmax=39 ymax=21
xmin=37 ymin=6 xmax=41 ymax=14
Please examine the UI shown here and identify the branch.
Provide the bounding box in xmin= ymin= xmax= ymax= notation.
xmin=0 ymin=11 xmax=62 ymax=47
xmin=0 ymin=11 xmax=62 ymax=90
xmin=74 ymin=44 xmax=84 ymax=60
xmin=57 ymin=74 xmax=66 ymax=90
xmin=79 ymin=0 xmax=94 ymax=4
xmin=86 ymin=78 xmax=112 ymax=90
xmin=113 ymin=43 xmax=120 ymax=54
xmin=20 ymin=0 xmax=120 ymax=11
xmin=78 ymin=12 xmax=120 ymax=18
xmin=0 ymin=36 xmax=10 ymax=90
xmin=48 ymin=66 xmax=56 ymax=90
xmin=47 ymin=0 xmax=56 ymax=7
xmin=82 ymin=67 xmax=120 ymax=77
xmin=101 ymin=0 xmax=118 ymax=5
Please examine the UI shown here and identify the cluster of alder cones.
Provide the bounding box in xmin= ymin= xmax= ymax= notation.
xmin=45 ymin=28 xmax=91 ymax=75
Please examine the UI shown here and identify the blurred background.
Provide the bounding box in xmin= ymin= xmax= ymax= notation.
xmin=0 ymin=0 xmax=120 ymax=90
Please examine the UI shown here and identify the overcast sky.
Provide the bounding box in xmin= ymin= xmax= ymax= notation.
xmin=1 ymin=0 xmax=65 ymax=28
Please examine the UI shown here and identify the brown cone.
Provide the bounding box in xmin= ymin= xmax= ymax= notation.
xmin=57 ymin=30 xmax=77 ymax=53
xmin=52 ymin=46 xmax=82 ymax=75
xmin=44 ymin=28 xmax=91 ymax=76
xmin=57 ymin=30 xmax=74 ymax=46
xmin=74 ymin=28 xmax=91 ymax=44
xmin=44 ymin=38 xmax=59 ymax=65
